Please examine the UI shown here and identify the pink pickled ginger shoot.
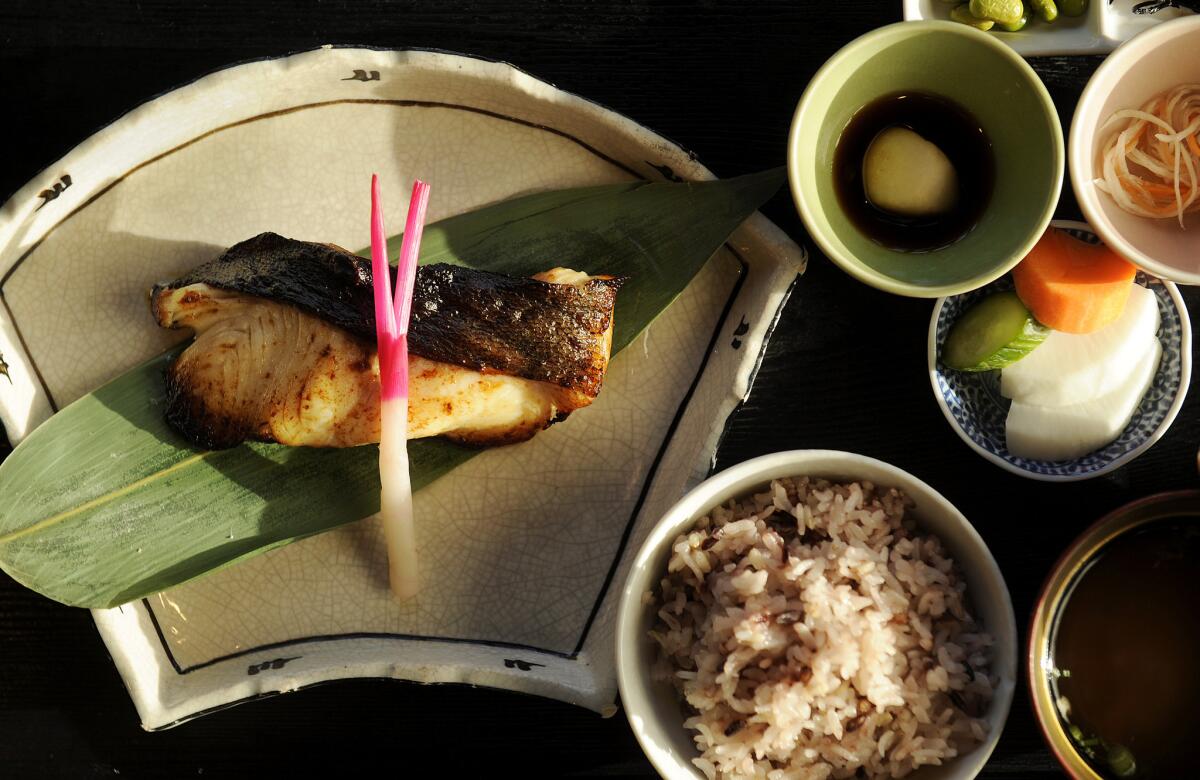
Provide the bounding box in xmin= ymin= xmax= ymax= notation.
xmin=370 ymin=174 xmax=431 ymax=600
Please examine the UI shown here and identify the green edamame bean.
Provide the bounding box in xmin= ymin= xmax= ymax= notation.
xmin=1059 ymin=0 xmax=1088 ymax=16
xmin=969 ymin=0 xmax=1025 ymax=25
xmin=950 ymin=3 xmax=996 ymax=29
xmin=997 ymin=1 xmax=1030 ymax=30
xmin=1030 ymin=0 xmax=1058 ymax=22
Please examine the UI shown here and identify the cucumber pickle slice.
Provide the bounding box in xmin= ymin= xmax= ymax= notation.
xmin=942 ymin=291 xmax=1049 ymax=371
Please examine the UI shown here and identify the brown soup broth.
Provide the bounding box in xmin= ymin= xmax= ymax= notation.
xmin=1049 ymin=518 xmax=1200 ymax=779
xmin=833 ymin=91 xmax=994 ymax=252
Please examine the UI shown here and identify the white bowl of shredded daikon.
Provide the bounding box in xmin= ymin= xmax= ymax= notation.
xmin=1071 ymin=16 xmax=1200 ymax=284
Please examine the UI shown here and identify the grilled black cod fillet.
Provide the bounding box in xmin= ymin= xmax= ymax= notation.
xmin=151 ymin=232 xmax=623 ymax=450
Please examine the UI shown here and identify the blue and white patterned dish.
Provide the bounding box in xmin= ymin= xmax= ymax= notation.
xmin=928 ymin=221 xmax=1191 ymax=482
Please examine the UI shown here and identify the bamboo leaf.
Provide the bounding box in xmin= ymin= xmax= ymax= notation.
xmin=0 ymin=169 xmax=784 ymax=608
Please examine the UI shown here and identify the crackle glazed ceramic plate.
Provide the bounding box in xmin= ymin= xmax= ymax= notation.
xmin=0 ymin=47 xmax=805 ymax=729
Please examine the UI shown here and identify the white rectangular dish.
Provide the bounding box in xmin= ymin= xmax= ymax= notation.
xmin=902 ymin=0 xmax=1192 ymax=55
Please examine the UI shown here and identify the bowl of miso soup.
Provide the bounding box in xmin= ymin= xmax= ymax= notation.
xmin=1029 ymin=491 xmax=1200 ymax=779
xmin=788 ymin=21 xmax=1063 ymax=298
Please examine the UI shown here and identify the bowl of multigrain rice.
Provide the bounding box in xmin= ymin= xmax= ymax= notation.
xmin=616 ymin=450 xmax=1016 ymax=780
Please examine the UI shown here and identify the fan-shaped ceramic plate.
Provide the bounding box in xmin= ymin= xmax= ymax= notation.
xmin=0 ymin=47 xmax=806 ymax=729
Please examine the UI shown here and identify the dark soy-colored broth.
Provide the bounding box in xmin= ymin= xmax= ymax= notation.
xmin=1050 ymin=518 xmax=1200 ymax=779
xmin=833 ymin=91 xmax=994 ymax=253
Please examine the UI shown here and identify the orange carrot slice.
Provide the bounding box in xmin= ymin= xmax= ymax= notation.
xmin=1012 ymin=228 xmax=1137 ymax=334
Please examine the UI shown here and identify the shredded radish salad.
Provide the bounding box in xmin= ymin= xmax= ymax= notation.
xmin=1095 ymin=84 xmax=1200 ymax=228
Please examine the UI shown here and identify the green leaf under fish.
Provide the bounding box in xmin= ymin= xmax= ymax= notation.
xmin=0 ymin=169 xmax=785 ymax=608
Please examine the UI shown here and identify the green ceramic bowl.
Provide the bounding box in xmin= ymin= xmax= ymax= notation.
xmin=788 ymin=21 xmax=1064 ymax=298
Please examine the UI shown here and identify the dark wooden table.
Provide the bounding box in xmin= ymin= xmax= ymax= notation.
xmin=2 ymin=2 xmax=1194 ymax=777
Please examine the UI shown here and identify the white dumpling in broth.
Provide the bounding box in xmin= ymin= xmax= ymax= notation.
xmin=862 ymin=127 xmax=958 ymax=218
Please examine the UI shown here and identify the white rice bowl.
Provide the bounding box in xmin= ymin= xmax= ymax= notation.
xmin=648 ymin=476 xmax=995 ymax=780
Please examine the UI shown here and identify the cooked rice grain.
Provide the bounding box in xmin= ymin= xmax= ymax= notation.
xmin=649 ymin=477 xmax=994 ymax=780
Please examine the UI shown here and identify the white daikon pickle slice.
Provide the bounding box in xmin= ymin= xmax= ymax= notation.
xmin=1005 ymin=336 xmax=1161 ymax=461
xmin=1001 ymin=284 xmax=1159 ymax=407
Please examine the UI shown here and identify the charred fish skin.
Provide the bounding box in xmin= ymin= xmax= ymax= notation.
xmin=158 ymin=233 xmax=374 ymax=340
xmin=410 ymin=264 xmax=620 ymax=401
xmin=157 ymin=232 xmax=623 ymax=396
xmin=150 ymin=234 xmax=623 ymax=451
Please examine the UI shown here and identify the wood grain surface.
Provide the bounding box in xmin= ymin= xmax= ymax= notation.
xmin=1 ymin=1 xmax=1194 ymax=777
